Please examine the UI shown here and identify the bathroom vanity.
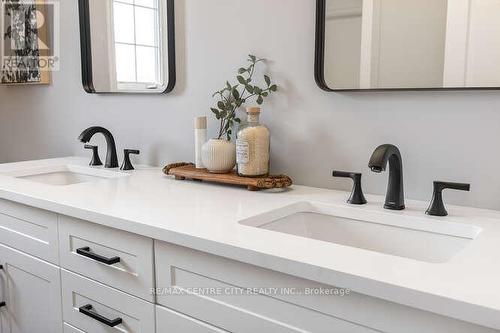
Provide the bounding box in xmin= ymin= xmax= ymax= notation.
xmin=0 ymin=157 xmax=498 ymax=332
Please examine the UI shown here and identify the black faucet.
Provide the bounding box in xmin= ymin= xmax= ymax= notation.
xmin=78 ymin=127 xmax=119 ymax=168
xmin=368 ymin=144 xmax=405 ymax=210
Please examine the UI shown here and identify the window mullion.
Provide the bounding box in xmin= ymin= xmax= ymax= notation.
xmin=133 ymin=0 xmax=138 ymax=82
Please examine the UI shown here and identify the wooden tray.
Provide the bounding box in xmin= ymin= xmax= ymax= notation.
xmin=163 ymin=163 xmax=293 ymax=191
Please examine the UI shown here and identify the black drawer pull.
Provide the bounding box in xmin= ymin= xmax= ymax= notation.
xmin=76 ymin=247 xmax=120 ymax=265
xmin=0 ymin=302 xmax=6 ymax=308
xmin=79 ymin=304 xmax=122 ymax=327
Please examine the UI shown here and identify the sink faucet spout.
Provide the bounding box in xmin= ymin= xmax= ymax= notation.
xmin=369 ymin=144 xmax=405 ymax=210
xmin=78 ymin=127 xmax=119 ymax=168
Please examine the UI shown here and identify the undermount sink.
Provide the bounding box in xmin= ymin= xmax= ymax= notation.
xmin=240 ymin=202 xmax=481 ymax=263
xmin=1 ymin=164 xmax=129 ymax=186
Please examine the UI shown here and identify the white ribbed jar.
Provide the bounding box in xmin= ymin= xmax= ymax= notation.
xmin=201 ymin=139 xmax=236 ymax=173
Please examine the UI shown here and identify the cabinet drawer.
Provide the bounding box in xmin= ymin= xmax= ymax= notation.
xmin=61 ymin=269 xmax=155 ymax=333
xmin=0 ymin=198 xmax=58 ymax=263
xmin=59 ymin=216 xmax=154 ymax=301
xmin=155 ymin=242 xmax=376 ymax=333
xmin=156 ymin=306 xmax=227 ymax=333
xmin=155 ymin=242 xmax=497 ymax=333
xmin=63 ymin=323 xmax=85 ymax=333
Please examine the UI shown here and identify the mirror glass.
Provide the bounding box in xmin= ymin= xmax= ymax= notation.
xmin=80 ymin=0 xmax=175 ymax=93
xmin=319 ymin=0 xmax=500 ymax=90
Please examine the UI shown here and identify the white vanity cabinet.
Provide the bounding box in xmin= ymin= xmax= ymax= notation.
xmin=0 ymin=244 xmax=63 ymax=333
xmin=0 ymin=196 xmax=498 ymax=333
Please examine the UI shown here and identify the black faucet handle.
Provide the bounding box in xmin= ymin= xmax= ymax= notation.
xmin=434 ymin=181 xmax=470 ymax=192
xmin=125 ymin=149 xmax=140 ymax=155
xmin=426 ymin=181 xmax=471 ymax=217
xmin=332 ymin=171 xmax=367 ymax=205
xmin=332 ymin=171 xmax=359 ymax=179
xmin=120 ymin=149 xmax=140 ymax=171
xmin=84 ymin=145 xmax=103 ymax=166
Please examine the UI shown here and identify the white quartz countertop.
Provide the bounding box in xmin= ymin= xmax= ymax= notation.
xmin=0 ymin=157 xmax=499 ymax=329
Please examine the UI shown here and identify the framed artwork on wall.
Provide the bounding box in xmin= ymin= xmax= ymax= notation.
xmin=1 ymin=0 xmax=51 ymax=85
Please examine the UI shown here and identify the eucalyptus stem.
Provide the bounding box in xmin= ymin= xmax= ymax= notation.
xmin=209 ymin=55 xmax=278 ymax=141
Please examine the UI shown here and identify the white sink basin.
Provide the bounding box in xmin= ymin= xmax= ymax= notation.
xmin=1 ymin=164 xmax=129 ymax=186
xmin=240 ymin=202 xmax=481 ymax=263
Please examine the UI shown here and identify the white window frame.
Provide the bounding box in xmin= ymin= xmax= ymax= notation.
xmin=111 ymin=0 xmax=168 ymax=92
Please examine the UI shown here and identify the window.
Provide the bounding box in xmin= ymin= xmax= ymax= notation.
xmin=112 ymin=0 xmax=161 ymax=88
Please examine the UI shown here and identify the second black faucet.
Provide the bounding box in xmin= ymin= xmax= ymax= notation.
xmin=368 ymin=144 xmax=405 ymax=210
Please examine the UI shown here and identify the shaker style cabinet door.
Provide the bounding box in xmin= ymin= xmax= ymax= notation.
xmin=0 ymin=244 xmax=63 ymax=333
xmin=0 ymin=199 xmax=59 ymax=264
xmin=61 ymin=270 xmax=155 ymax=333
xmin=58 ymin=216 xmax=154 ymax=301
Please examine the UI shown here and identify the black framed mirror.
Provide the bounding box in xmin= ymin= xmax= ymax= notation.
xmin=79 ymin=0 xmax=176 ymax=94
xmin=315 ymin=0 xmax=500 ymax=91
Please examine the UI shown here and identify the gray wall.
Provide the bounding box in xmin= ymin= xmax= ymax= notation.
xmin=1 ymin=0 xmax=500 ymax=210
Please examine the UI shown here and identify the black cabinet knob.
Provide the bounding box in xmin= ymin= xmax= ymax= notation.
xmin=332 ymin=171 xmax=367 ymax=205
xmin=120 ymin=149 xmax=140 ymax=171
xmin=84 ymin=144 xmax=103 ymax=166
xmin=426 ymin=181 xmax=470 ymax=216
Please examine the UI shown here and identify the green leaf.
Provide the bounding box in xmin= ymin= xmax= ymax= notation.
xmin=237 ymin=76 xmax=246 ymax=85
xmin=219 ymin=110 xmax=227 ymax=118
xmin=262 ymin=92 xmax=269 ymax=97
xmin=226 ymin=81 xmax=232 ymax=90
xmin=235 ymin=118 xmax=241 ymax=123
xmin=257 ymin=96 xmax=264 ymax=105
xmin=232 ymin=88 xmax=240 ymax=99
xmin=210 ymin=107 xmax=219 ymax=114
xmin=217 ymin=101 xmax=226 ymax=110
xmin=245 ymin=85 xmax=254 ymax=93
xmin=238 ymin=68 xmax=247 ymax=74
xmin=254 ymin=86 xmax=263 ymax=94
xmin=270 ymin=85 xmax=278 ymax=92
xmin=249 ymin=54 xmax=257 ymax=62
xmin=213 ymin=109 xmax=221 ymax=119
xmin=264 ymin=75 xmax=271 ymax=86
